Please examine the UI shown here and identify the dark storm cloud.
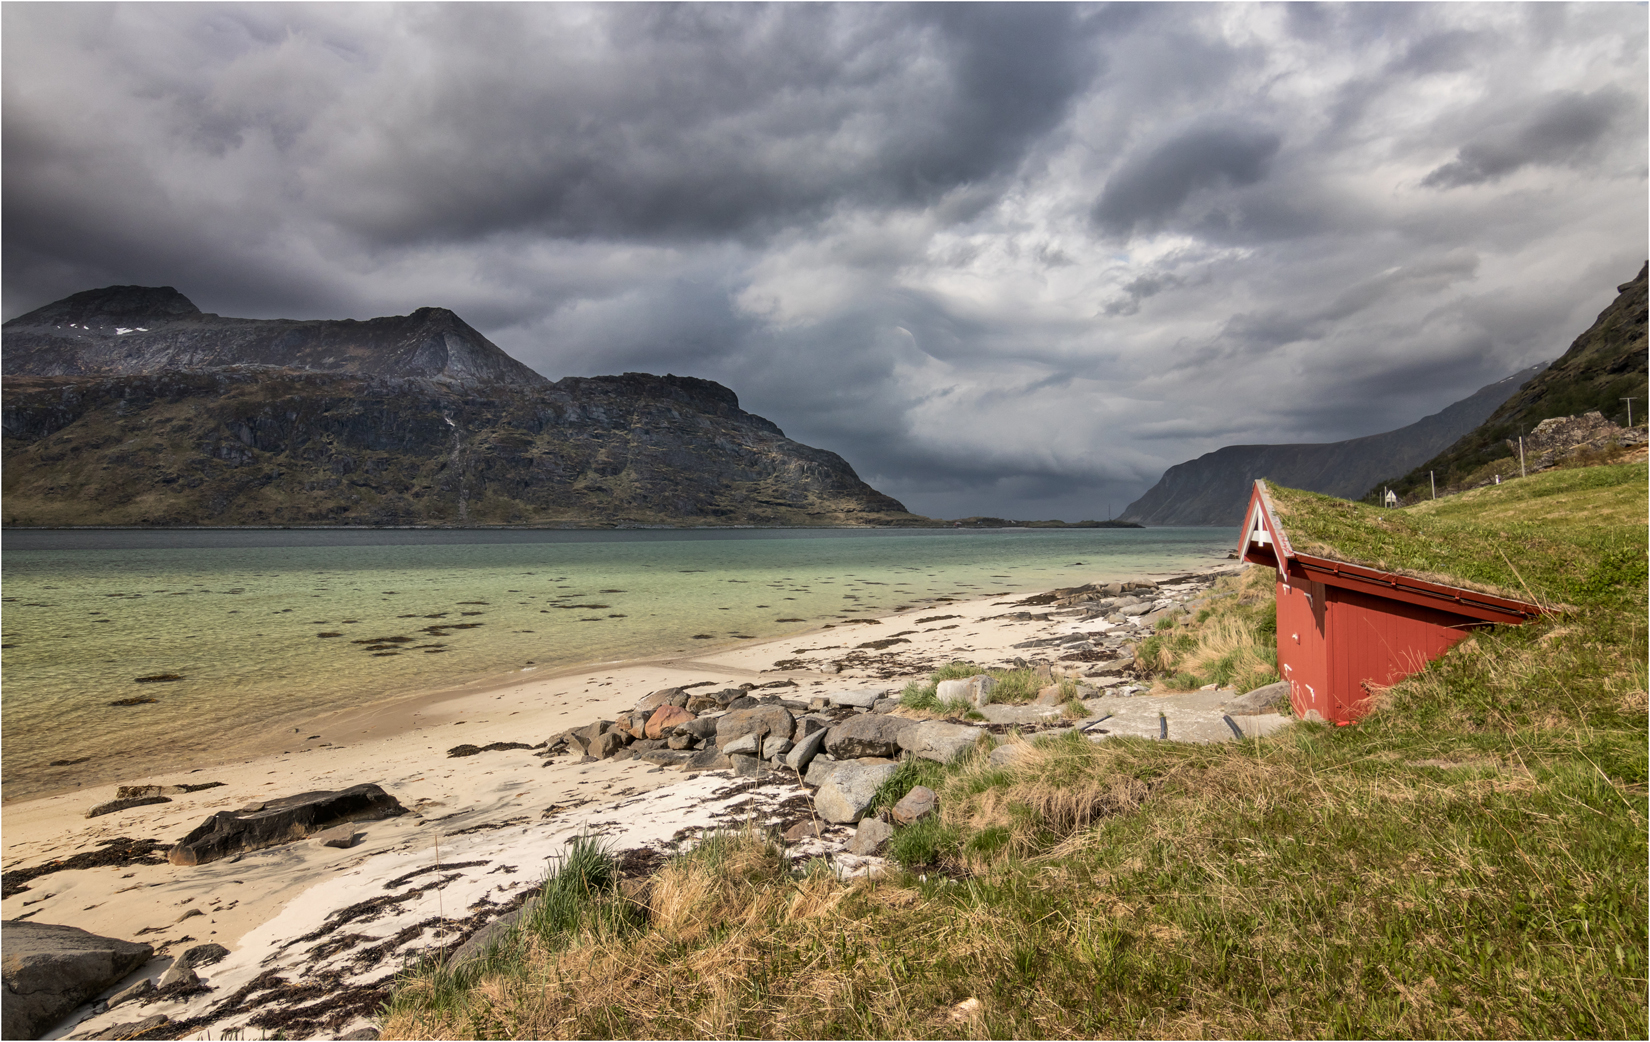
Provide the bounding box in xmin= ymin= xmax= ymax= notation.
xmin=2 ymin=3 xmax=1644 ymax=520
xmin=1091 ymin=123 xmax=1282 ymax=238
xmin=1423 ymin=88 xmax=1631 ymax=188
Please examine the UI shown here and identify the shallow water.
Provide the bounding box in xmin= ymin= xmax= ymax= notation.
xmin=0 ymin=527 xmax=1230 ymax=799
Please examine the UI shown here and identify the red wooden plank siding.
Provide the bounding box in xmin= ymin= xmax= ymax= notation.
xmin=1323 ymin=586 xmax=1477 ymax=724
xmin=1239 ymin=480 xmax=1542 ymax=725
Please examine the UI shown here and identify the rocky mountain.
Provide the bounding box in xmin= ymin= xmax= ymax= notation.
xmin=1 ymin=289 xmax=918 ymax=527
xmin=1118 ymin=364 xmax=1545 ymax=527
xmin=1372 ymin=261 xmax=1648 ymax=501
xmin=2 ymin=285 xmax=549 ymax=389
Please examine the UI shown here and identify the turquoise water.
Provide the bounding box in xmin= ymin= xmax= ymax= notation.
xmin=1 ymin=527 xmax=1230 ymax=799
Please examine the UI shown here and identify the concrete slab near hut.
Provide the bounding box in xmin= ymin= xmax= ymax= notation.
xmin=1085 ymin=689 xmax=1294 ymax=744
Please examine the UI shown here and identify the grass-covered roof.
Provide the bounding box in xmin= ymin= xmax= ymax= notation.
xmin=1263 ymin=461 xmax=1647 ymax=610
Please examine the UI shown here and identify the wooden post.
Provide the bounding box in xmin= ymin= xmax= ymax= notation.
xmin=1519 ymin=436 xmax=1526 ymax=478
xmin=1430 ymin=471 xmax=1436 ymax=499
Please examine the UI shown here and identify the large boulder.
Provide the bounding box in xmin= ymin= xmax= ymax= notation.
xmin=825 ymin=714 xmax=917 ymax=759
xmin=897 ymin=721 xmax=984 ymax=764
xmin=644 ymin=705 xmax=695 ymax=739
xmin=1226 ymin=680 xmax=1290 ymax=715
xmin=714 ymin=705 xmax=795 ymax=749
xmin=169 ymin=783 xmax=406 ymax=866
xmin=2 ymin=921 xmax=154 ymax=1039
xmin=814 ymin=762 xmax=900 ymax=823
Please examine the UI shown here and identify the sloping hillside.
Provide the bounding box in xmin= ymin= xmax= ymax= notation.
xmin=1373 ymin=262 xmax=1648 ymax=500
xmin=1118 ymin=366 xmax=1540 ymax=526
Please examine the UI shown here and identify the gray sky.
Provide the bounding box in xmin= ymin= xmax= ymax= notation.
xmin=4 ymin=3 xmax=1645 ymax=520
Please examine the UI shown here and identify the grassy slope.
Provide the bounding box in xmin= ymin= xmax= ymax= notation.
xmin=384 ymin=463 xmax=1647 ymax=1040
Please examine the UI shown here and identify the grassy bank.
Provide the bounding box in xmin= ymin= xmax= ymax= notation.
xmin=384 ymin=463 xmax=1646 ymax=1040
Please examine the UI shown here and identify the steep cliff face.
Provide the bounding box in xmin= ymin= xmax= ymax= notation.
xmin=1119 ymin=365 xmax=1543 ymax=527
xmin=1 ymin=288 xmax=917 ymax=527
xmin=1373 ymin=261 xmax=1649 ymax=499
xmin=2 ymin=286 xmax=549 ymax=389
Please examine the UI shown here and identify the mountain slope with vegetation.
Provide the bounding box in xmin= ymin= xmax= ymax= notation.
xmin=1373 ymin=262 xmax=1648 ymax=500
xmin=0 ymin=288 xmax=919 ymax=527
xmin=385 ymin=461 xmax=1647 ymax=1039
xmin=1118 ymin=365 xmax=1542 ymax=527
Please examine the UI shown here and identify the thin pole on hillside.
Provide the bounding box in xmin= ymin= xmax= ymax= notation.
xmin=1430 ymin=471 xmax=1436 ymax=499
xmin=1624 ymin=397 xmax=1639 ymax=427
xmin=1519 ymin=436 xmax=1526 ymax=478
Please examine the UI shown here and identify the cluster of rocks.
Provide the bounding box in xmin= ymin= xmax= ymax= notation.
xmin=1515 ymin=411 xmax=1647 ymax=471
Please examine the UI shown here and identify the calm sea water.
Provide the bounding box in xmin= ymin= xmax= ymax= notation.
xmin=1 ymin=527 xmax=1230 ymax=800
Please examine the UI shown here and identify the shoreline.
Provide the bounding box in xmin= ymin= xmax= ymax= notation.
xmin=4 ymin=538 xmax=1233 ymax=806
xmin=3 ymin=556 xmax=1245 ymax=1041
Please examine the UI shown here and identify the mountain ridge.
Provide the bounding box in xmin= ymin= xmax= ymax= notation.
xmin=1 ymin=288 xmax=918 ymax=527
xmin=2 ymin=286 xmax=550 ymax=389
xmin=1118 ymin=365 xmax=1544 ymax=527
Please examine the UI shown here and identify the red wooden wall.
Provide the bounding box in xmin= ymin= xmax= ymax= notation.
xmin=1276 ymin=576 xmax=1481 ymax=725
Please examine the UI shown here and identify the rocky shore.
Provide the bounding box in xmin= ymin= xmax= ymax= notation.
xmin=2 ymin=561 xmax=1292 ymax=1041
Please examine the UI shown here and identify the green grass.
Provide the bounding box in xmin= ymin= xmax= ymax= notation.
xmin=899 ymin=661 xmax=1054 ymax=716
xmin=1136 ymin=566 xmax=1281 ymax=692
xmin=383 ymin=462 xmax=1647 ymax=1040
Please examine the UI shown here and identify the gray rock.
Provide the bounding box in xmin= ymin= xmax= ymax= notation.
xmin=338 ymin=1029 xmax=381 ymax=1040
xmin=85 ymin=795 xmax=172 ymax=819
xmin=847 ymin=816 xmax=894 ymax=855
xmin=1 ymin=922 xmax=154 ymax=1040
xmin=107 ymin=977 xmax=155 ymax=1009
xmin=576 ymin=719 xmax=615 ymax=749
xmin=720 ymin=732 xmax=762 ymax=756
xmin=157 ymin=960 xmax=198 ymax=989
xmin=935 ymin=674 xmax=998 ymax=707
xmin=783 ymin=820 xmax=824 ymax=842
xmin=730 ymin=753 xmax=762 ymax=777
xmin=176 ymin=943 xmax=228 ymax=970
xmin=829 ymin=688 xmax=883 ymax=709
xmin=978 ymin=703 xmax=1063 ymax=726
xmin=872 ymin=698 xmax=902 ymax=714
xmin=989 ymin=743 xmax=1027 ymax=766
xmin=714 ymin=705 xmax=795 ymax=748
xmin=311 ymin=823 xmax=361 ymax=849
xmin=1226 ymin=680 xmax=1291 ymax=715
xmin=824 ymin=714 xmax=917 ymax=759
xmin=168 ymin=783 xmax=406 ymax=867
xmin=784 ymin=727 xmax=828 ymax=773
xmin=803 ymin=756 xmax=840 ymax=788
xmin=666 ymin=732 xmax=696 ymax=750
xmin=891 ymin=785 xmax=937 ymax=825
xmin=682 ymin=747 xmax=731 ymax=772
xmin=586 ymin=730 xmax=624 ymax=759
xmin=446 ymin=899 xmax=537 ymax=968
xmin=638 ymin=748 xmax=692 ymax=767
xmin=897 ymin=721 xmax=984 ymax=763
xmin=813 ymin=761 xmax=899 ymax=823
xmin=678 ymin=716 xmax=720 ymax=740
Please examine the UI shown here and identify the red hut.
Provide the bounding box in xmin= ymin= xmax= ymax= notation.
xmin=1238 ymin=480 xmax=1544 ymax=725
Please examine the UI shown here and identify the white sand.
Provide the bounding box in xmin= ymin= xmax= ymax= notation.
xmin=4 ymin=560 xmax=1247 ymax=1040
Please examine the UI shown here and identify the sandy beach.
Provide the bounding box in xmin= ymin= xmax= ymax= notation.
xmin=2 ymin=557 xmax=1260 ymax=1040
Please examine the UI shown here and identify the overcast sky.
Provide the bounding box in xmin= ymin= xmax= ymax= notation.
xmin=4 ymin=3 xmax=1645 ymax=519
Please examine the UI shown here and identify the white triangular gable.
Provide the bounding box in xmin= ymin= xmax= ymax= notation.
xmin=1241 ymin=490 xmax=1289 ymax=583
